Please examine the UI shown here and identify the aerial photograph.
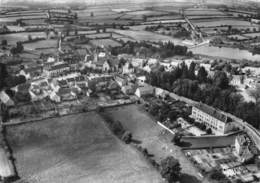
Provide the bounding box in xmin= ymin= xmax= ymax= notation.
xmin=0 ymin=0 xmax=260 ymax=182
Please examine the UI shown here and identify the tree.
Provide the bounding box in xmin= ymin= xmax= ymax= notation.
xmin=16 ymin=41 xmax=24 ymax=53
xmin=171 ymin=132 xmax=183 ymax=145
xmin=1 ymin=39 xmax=7 ymax=46
xmin=10 ymin=47 xmax=18 ymax=55
xmin=208 ymin=169 xmax=229 ymax=182
xmin=122 ymin=131 xmax=132 ymax=144
xmin=4 ymin=75 xmax=26 ymax=88
xmin=249 ymin=85 xmax=260 ymax=103
xmin=168 ymin=110 xmax=177 ymax=121
xmin=28 ymin=34 xmax=32 ymax=41
xmin=197 ymin=66 xmax=208 ymax=83
xmin=188 ymin=61 xmax=196 ymax=79
xmin=160 ymin=156 xmax=182 ymax=182
xmin=181 ymin=62 xmax=189 ymax=79
xmin=206 ymin=128 xmax=212 ymax=134
xmin=149 ymin=103 xmax=160 ymax=116
xmin=213 ymin=71 xmax=229 ymax=89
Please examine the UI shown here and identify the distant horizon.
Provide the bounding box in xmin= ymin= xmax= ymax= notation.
xmin=1 ymin=0 xmax=259 ymax=6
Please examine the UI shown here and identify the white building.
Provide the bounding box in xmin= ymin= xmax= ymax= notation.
xmin=46 ymin=62 xmax=70 ymax=77
xmin=137 ymin=76 xmax=146 ymax=86
xmin=135 ymin=84 xmax=154 ymax=98
xmin=191 ymin=103 xmax=234 ymax=135
xmin=234 ymin=134 xmax=254 ymax=162
xmin=131 ymin=58 xmax=145 ymax=68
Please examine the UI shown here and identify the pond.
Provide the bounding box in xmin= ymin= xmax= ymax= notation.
xmin=190 ymin=44 xmax=260 ymax=61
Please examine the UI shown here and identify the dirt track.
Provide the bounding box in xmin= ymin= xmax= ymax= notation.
xmin=6 ymin=112 xmax=163 ymax=183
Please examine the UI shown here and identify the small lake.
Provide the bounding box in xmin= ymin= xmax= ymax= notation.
xmin=190 ymin=44 xmax=260 ymax=61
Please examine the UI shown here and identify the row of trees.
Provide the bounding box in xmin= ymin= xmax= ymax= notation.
xmin=146 ymin=62 xmax=260 ymax=129
xmin=10 ymin=41 xmax=24 ymax=55
xmin=110 ymin=41 xmax=192 ymax=59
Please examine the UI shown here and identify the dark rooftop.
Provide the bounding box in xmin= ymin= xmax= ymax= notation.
xmin=194 ymin=103 xmax=231 ymax=123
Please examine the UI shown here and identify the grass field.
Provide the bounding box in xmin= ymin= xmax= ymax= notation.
xmin=23 ymin=39 xmax=57 ymax=50
xmin=112 ymin=29 xmax=184 ymax=44
xmin=103 ymin=104 xmax=202 ymax=183
xmin=243 ymin=32 xmax=260 ymax=38
xmin=184 ymin=8 xmax=226 ymax=16
xmin=6 ymin=112 xmax=162 ymax=183
xmin=0 ymin=32 xmax=46 ymax=45
xmin=90 ymin=39 xmax=121 ymax=47
xmin=193 ymin=19 xmax=254 ymax=27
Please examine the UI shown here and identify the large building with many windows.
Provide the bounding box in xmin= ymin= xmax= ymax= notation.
xmin=191 ymin=103 xmax=234 ymax=135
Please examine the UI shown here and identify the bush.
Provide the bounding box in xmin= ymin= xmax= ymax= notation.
xmin=96 ymin=106 xmax=104 ymax=112
xmin=206 ymin=128 xmax=212 ymax=134
xmin=171 ymin=132 xmax=183 ymax=145
xmin=122 ymin=131 xmax=132 ymax=144
xmin=111 ymin=120 xmax=125 ymax=137
xmin=160 ymin=156 xmax=182 ymax=182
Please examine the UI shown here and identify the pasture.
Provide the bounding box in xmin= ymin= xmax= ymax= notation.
xmin=184 ymin=8 xmax=226 ymax=16
xmin=112 ymin=29 xmax=184 ymax=44
xmin=193 ymin=19 xmax=255 ymax=27
xmin=90 ymin=39 xmax=121 ymax=47
xmin=0 ymin=32 xmax=46 ymax=45
xmin=6 ymin=112 xmax=163 ymax=183
xmin=103 ymin=104 xmax=202 ymax=182
xmin=243 ymin=32 xmax=260 ymax=38
xmin=23 ymin=39 xmax=57 ymax=50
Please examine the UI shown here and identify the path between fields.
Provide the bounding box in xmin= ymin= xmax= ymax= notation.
xmin=104 ymin=104 xmax=205 ymax=183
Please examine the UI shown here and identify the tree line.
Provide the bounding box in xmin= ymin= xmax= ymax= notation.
xmin=110 ymin=41 xmax=193 ymax=59
xmin=146 ymin=62 xmax=260 ymax=129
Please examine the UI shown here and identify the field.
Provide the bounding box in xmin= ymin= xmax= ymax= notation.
xmin=112 ymin=29 xmax=184 ymax=44
xmin=227 ymin=34 xmax=248 ymax=41
xmin=90 ymin=39 xmax=121 ymax=47
xmin=103 ymin=104 xmax=202 ymax=183
xmin=6 ymin=112 xmax=162 ymax=183
xmin=23 ymin=39 xmax=57 ymax=50
xmin=0 ymin=32 xmax=46 ymax=45
xmin=243 ymin=32 xmax=260 ymax=38
xmin=193 ymin=19 xmax=255 ymax=27
xmin=184 ymin=8 xmax=226 ymax=16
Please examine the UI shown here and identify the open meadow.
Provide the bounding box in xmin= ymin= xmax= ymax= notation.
xmin=103 ymin=104 xmax=202 ymax=183
xmin=6 ymin=112 xmax=163 ymax=183
xmin=112 ymin=29 xmax=184 ymax=44
xmin=90 ymin=39 xmax=121 ymax=47
xmin=23 ymin=39 xmax=57 ymax=50
xmin=0 ymin=32 xmax=46 ymax=45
